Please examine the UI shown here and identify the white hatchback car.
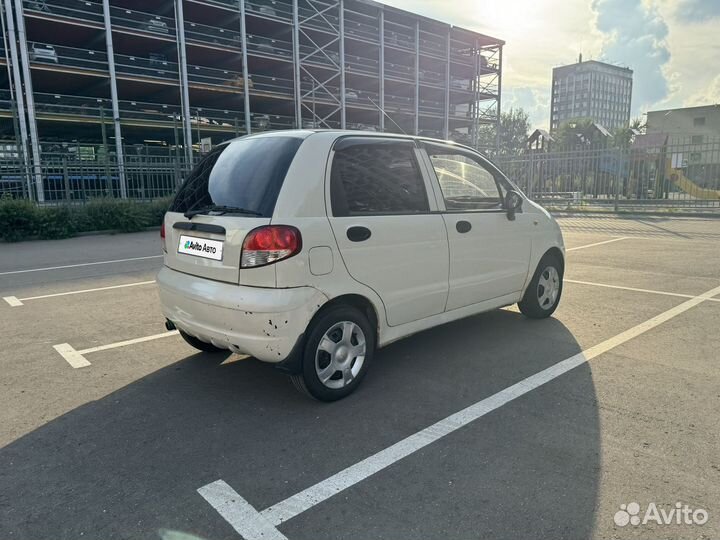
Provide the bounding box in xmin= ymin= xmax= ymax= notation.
xmin=158 ymin=131 xmax=565 ymax=400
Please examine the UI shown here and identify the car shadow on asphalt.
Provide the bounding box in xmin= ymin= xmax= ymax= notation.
xmin=0 ymin=309 xmax=598 ymax=540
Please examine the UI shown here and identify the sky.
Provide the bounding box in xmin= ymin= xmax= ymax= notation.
xmin=382 ymin=0 xmax=720 ymax=130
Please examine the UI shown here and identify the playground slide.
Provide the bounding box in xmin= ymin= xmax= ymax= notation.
xmin=666 ymin=160 xmax=720 ymax=200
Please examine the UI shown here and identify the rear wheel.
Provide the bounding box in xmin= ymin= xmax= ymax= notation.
xmin=518 ymin=254 xmax=563 ymax=319
xmin=291 ymin=305 xmax=375 ymax=401
xmin=179 ymin=330 xmax=226 ymax=353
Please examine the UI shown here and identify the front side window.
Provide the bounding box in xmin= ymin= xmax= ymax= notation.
xmin=424 ymin=144 xmax=504 ymax=210
xmin=330 ymin=139 xmax=429 ymax=216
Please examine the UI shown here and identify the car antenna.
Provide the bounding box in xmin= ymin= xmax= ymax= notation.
xmin=367 ymin=97 xmax=407 ymax=135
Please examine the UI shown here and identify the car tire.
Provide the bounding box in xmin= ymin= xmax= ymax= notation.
xmin=179 ymin=330 xmax=226 ymax=353
xmin=291 ymin=305 xmax=375 ymax=401
xmin=518 ymin=253 xmax=564 ymax=319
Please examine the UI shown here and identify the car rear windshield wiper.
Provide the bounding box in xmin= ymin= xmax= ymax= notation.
xmin=184 ymin=204 xmax=263 ymax=218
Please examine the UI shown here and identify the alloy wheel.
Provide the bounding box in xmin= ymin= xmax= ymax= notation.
xmin=537 ymin=266 xmax=560 ymax=310
xmin=314 ymin=321 xmax=366 ymax=389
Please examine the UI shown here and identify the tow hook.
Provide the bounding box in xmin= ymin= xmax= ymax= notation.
xmin=165 ymin=319 xmax=176 ymax=331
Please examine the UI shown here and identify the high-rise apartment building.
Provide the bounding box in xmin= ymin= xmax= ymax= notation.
xmin=550 ymin=56 xmax=632 ymax=132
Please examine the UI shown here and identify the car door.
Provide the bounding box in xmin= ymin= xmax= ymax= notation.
xmin=327 ymin=136 xmax=449 ymax=327
xmin=420 ymin=142 xmax=532 ymax=311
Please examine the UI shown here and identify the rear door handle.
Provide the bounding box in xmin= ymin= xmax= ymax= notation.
xmin=347 ymin=226 xmax=371 ymax=242
xmin=456 ymin=220 xmax=472 ymax=233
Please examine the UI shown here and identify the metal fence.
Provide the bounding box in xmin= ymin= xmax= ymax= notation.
xmin=2 ymin=137 xmax=719 ymax=212
xmin=0 ymin=150 xmax=193 ymax=202
xmin=494 ymin=137 xmax=720 ymax=212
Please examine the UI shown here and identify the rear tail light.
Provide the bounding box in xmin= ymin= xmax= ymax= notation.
xmin=160 ymin=219 xmax=167 ymax=253
xmin=241 ymin=225 xmax=301 ymax=268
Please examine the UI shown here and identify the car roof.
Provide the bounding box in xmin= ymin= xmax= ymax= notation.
xmin=234 ymin=129 xmax=482 ymax=155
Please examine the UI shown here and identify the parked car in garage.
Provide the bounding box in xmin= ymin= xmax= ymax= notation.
xmin=29 ymin=43 xmax=58 ymax=63
xmin=252 ymin=114 xmax=271 ymax=130
xmin=257 ymin=4 xmax=277 ymax=17
xmin=146 ymin=18 xmax=169 ymax=34
xmin=158 ymin=131 xmax=565 ymax=401
xmin=148 ymin=53 xmax=167 ymax=67
xmin=254 ymin=36 xmax=276 ymax=54
xmin=227 ymin=74 xmax=254 ymax=90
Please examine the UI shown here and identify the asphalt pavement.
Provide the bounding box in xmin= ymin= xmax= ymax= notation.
xmin=0 ymin=215 xmax=718 ymax=540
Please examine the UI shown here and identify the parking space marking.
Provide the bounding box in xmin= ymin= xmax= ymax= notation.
xmin=0 ymin=255 xmax=162 ymax=276
xmin=53 ymin=330 xmax=179 ymax=368
xmin=565 ymin=279 xmax=720 ymax=303
xmin=198 ymin=481 xmax=289 ymax=540
xmin=566 ymin=237 xmax=628 ymax=251
xmin=199 ymin=282 xmax=720 ymax=538
xmin=52 ymin=343 xmax=92 ymax=369
xmin=3 ymin=280 xmax=156 ymax=307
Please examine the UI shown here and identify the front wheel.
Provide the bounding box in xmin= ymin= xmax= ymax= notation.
xmin=518 ymin=254 xmax=563 ymax=319
xmin=291 ymin=305 xmax=375 ymax=401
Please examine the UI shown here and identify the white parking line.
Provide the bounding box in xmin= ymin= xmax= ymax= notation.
xmin=566 ymin=237 xmax=628 ymax=251
xmin=565 ymin=279 xmax=720 ymax=303
xmin=0 ymin=255 xmax=162 ymax=276
xmin=52 ymin=343 xmax=92 ymax=369
xmin=198 ymin=282 xmax=720 ymax=540
xmin=53 ymin=330 xmax=179 ymax=368
xmin=198 ymin=481 xmax=288 ymax=540
xmin=3 ymin=280 xmax=156 ymax=307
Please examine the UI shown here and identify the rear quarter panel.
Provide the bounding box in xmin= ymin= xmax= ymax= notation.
xmin=272 ymin=132 xmax=387 ymax=328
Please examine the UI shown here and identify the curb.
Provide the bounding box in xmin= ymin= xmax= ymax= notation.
xmin=0 ymin=226 xmax=161 ymax=243
xmin=548 ymin=210 xmax=720 ymax=220
xmin=74 ymin=226 xmax=161 ymax=237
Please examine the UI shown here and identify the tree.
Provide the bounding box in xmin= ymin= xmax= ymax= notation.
xmin=611 ymin=117 xmax=646 ymax=148
xmin=554 ymin=118 xmax=599 ymax=149
xmin=476 ymin=108 xmax=531 ymax=155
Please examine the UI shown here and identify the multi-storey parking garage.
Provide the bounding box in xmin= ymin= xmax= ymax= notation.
xmin=0 ymin=0 xmax=502 ymax=201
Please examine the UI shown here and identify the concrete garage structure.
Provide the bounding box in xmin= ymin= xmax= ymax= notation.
xmin=0 ymin=0 xmax=503 ymax=188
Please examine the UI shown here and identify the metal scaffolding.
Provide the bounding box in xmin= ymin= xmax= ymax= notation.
xmin=0 ymin=0 xmax=503 ymax=201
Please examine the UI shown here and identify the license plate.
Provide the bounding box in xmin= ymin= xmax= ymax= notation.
xmin=178 ymin=235 xmax=223 ymax=261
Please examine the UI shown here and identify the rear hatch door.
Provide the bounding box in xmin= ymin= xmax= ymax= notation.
xmin=165 ymin=213 xmax=270 ymax=284
xmin=164 ymin=134 xmax=304 ymax=284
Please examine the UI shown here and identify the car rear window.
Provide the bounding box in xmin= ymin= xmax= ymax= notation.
xmin=170 ymin=136 xmax=303 ymax=217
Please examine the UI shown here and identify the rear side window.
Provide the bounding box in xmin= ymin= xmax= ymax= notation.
xmin=330 ymin=139 xmax=429 ymax=216
xmin=170 ymin=136 xmax=303 ymax=217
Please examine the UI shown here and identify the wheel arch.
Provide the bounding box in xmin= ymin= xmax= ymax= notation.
xmin=521 ymin=244 xmax=565 ymax=299
xmin=543 ymin=246 xmax=565 ymax=273
xmin=312 ymin=293 xmax=380 ymax=341
xmin=275 ymin=292 xmax=381 ymax=376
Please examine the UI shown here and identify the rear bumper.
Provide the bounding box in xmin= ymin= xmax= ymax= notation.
xmin=157 ymin=266 xmax=327 ymax=363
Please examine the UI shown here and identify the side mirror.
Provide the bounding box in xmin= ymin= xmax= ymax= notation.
xmin=505 ymin=190 xmax=523 ymax=221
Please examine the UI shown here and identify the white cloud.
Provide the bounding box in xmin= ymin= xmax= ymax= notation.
xmin=650 ymin=2 xmax=720 ymax=111
xmin=592 ymin=0 xmax=671 ymax=113
xmin=685 ymin=75 xmax=720 ymax=106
